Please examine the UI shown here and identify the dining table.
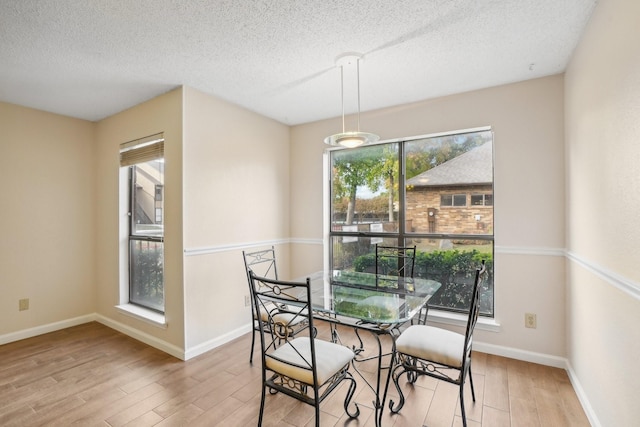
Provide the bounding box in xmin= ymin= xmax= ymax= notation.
xmin=298 ymin=269 xmax=442 ymax=427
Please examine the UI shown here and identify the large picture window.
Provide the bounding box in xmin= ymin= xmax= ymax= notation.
xmin=329 ymin=128 xmax=494 ymax=316
xmin=120 ymin=134 xmax=165 ymax=313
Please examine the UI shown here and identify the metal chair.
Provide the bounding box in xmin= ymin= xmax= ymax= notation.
xmin=242 ymin=247 xmax=306 ymax=364
xmin=375 ymin=244 xmax=417 ymax=277
xmin=388 ymin=261 xmax=486 ymax=427
xmin=375 ymin=244 xmax=427 ymax=323
xmin=249 ymin=271 xmax=360 ymax=427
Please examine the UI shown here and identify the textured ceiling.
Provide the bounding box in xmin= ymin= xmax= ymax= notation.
xmin=0 ymin=0 xmax=597 ymax=125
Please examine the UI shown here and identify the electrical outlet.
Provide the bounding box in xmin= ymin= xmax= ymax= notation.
xmin=244 ymin=295 xmax=251 ymax=307
xmin=525 ymin=312 xmax=537 ymax=329
xmin=19 ymin=298 xmax=29 ymax=311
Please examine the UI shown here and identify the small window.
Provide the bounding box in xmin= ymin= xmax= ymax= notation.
xmin=441 ymin=194 xmax=467 ymax=207
xmin=471 ymin=194 xmax=493 ymax=206
xmin=120 ymin=134 xmax=165 ymax=313
xmin=155 ymin=184 xmax=163 ymax=201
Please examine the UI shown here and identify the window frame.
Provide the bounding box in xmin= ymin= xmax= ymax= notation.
xmin=119 ymin=134 xmax=165 ymax=315
xmin=471 ymin=193 xmax=493 ymax=206
xmin=326 ymin=126 xmax=494 ymax=317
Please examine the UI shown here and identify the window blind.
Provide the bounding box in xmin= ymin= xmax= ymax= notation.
xmin=119 ymin=133 xmax=164 ymax=166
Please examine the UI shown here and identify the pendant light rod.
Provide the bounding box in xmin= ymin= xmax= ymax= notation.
xmin=356 ymin=57 xmax=361 ymax=132
xmin=341 ymin=64 xmax=345 ymax=133
xmin=324 ymin=52 xmax=379 ymax=148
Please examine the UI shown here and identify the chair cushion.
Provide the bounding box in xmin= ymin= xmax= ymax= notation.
xmin=266 ymin=337 xmax=354 ymax=385
xmin=272 ymin=311 xmax=306 ymax=327
xmin=257 ymin=303 xmax=306 ymax=326
xmin=256 ymin=302 xmax=278 ymax=321
xmin=396 ymin=325 xmax=466 ymax=368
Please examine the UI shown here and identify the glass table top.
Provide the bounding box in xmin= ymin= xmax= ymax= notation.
xmin=303 ymin=270 xmax=442 ymax=326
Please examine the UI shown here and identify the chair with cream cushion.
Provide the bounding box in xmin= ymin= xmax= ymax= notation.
xmin=389 ymin=261 xmax=486 ymax=427
xmin=242 ymin=247 xmax=307 ymax=364
xmin=249 ymin=271 xmax=360 ymax=427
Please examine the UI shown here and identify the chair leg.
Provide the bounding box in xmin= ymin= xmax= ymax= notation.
xmin=459 ymin=365 xmax=475 ymax=427
xmin=249 ymin=327 xmax=256 ymax=364
xmin=353 ymin=328 xmax=365 ymax=354
xmin=408 ymin=358 xmax=419 ymax=384
xmin=258 ymin=383 xmax=266 ymax=427
xmin=330 ymin=323 xmax=341 ymax=344
xmin=418 ymin=304 xmax=429 ymax=324
xmin=469 ymin=365 xmax=476 ymax=402
xmin=459 ymin=384 xmax=468 ymax=427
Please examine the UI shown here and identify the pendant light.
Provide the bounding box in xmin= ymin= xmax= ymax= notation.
xmin=324 ymin=53 xmax=379 ymax=148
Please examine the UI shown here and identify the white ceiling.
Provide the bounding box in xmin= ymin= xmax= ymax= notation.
xmin=0 ymin=0 xmax=597 ymax=125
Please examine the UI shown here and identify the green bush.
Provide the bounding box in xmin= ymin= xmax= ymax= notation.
xmin=130 ymin=242 xmax=164 ymax=310
xmin=353 ymin=249 xmax=493 ymax=315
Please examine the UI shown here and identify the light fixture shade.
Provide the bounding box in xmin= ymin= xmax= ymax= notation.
xmin=324 ymin=53 xmax=379 ymax=148
xmin=324 ymin=131 xmax=380 ymax=148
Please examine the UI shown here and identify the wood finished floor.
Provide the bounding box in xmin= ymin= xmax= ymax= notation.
xmin=0 ymin=322 xmax=590 ymax=427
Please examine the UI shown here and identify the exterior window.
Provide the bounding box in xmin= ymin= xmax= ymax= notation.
xmin=329 ymin=128 xmax=494 ymax=316
xmin=120 ymin=135 xmax=165 ymax=313
xmin=471 ymin=193 xmax=493 ymax=206
xmin=441 ymin=194 xmax=467 ymax=207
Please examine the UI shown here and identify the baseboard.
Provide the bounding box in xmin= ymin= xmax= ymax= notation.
xmin=94 ymin=313 xmax=185 ymax=360
xmin=473 ymin=340 xmax=568 ymax=369
xmin=98 ymin=315 xmax=252 ymax=360
xmin=0 ymin=312 xmax=246 ymax=362
xmin=184 ymin=323 xmax=253 ymax=360
xmin=565 ymin=362 xmax=602 ymax=427
xmin=0 ymin=314 xmax=96 ymax=345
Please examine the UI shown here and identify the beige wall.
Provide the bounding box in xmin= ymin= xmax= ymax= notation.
xmin=181 ymin=87 xmax=290 ymax=352
xmin=565 ymin=0 xmax=640 ymax=425
xmin=94 ymin=88 xmax=185 ymax=351
xmin=0 ymin=86 xmax=291 ymax=358
xmin=291 ymin=75 xmax=567 ymax=356
xmin=0 ymin=102 xmax=95 ymax=337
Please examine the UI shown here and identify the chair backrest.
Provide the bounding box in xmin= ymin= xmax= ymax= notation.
xmin=462 ymin=260 xmax=487 ymax=358
xmin=375 ymin=244 xmax=417 ymax=277
xmin=248 ymin=271 xmax=318 ymax=383
xmin=242 ymin=246 xmax=278 ymax=281
xmin=242 ymin=247 xmax=279 ymax=330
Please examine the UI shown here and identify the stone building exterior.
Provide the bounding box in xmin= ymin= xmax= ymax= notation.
xmin=406 ymin=142 xmax=493 ymax=235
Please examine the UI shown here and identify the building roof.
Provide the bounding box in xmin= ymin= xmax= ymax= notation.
xmin=406 ymin=142 xmax=493 ymax=187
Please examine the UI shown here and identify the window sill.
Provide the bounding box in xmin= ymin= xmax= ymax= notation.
xmin=116 ymin=304 xmax=167 ymax=329
xmin=427 ymin=309 xmax=500 ymax=333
